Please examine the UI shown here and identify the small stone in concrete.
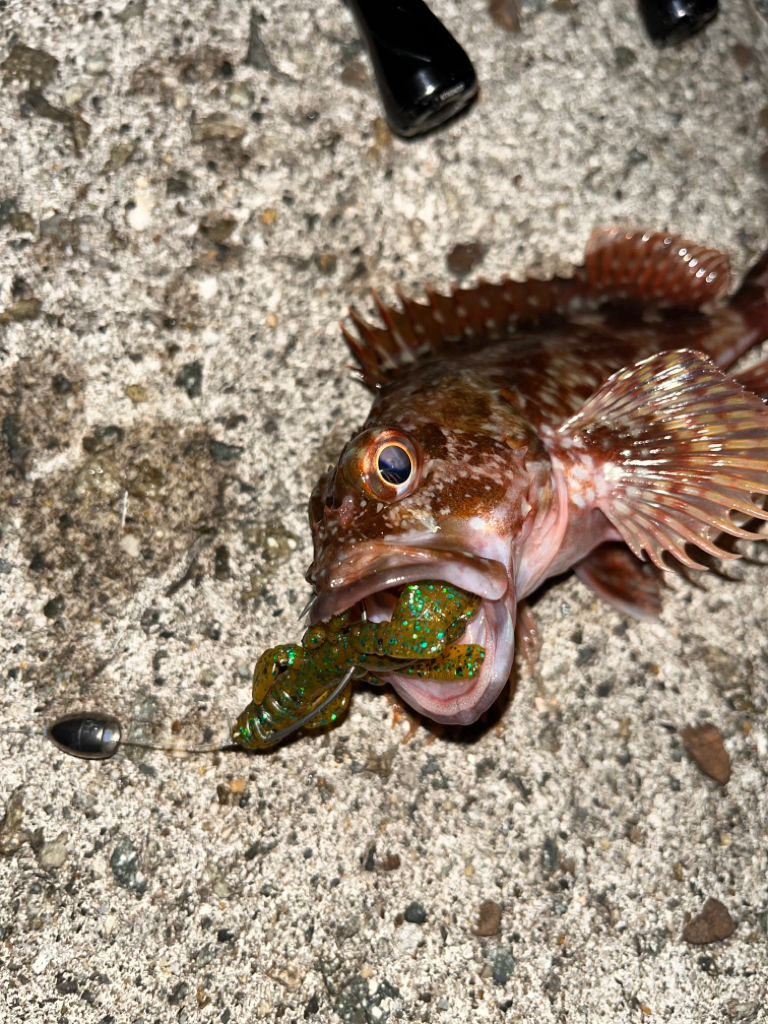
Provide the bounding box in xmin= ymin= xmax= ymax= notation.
xmin=492 ymin=948 xmax=516 ymax=986
xmin=2 ymin=44 xmax=58 ymax=87
xmin=403 ymin=901 xmax=427 ymax=924
xmin=489 ymin=0 xmax=521 ymax=32
xmin=175 ymin=361 xmax=203 ymax=398
xmin=37 ymin=838 xmax=68 ymax=870
xmin=680 ymin=723 xmax=731 ymax=786
xmin=683 ymin=897 xmax=736 ymax=944
xmin=446 ymin=241 xmax=486 ymax=278
xmin=208 ymin=439 xmax=243 ymax=462
xmin=191 ymin=114 xmax=245 ymax=143
xmin=110 ymin=837 xmax=148 ymax=895
xmin=472 ymin=899 xmax=501 ymax=937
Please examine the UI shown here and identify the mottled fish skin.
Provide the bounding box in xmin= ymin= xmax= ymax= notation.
xmin=306 ymin=229 xmax=768 ymax=726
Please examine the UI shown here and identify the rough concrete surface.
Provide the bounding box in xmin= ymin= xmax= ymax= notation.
xmin=1 ymin=0 xmax=768 ymax=1021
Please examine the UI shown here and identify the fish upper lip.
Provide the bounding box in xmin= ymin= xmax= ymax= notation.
xmin=309 ymin=543 xmax=509 ymax=623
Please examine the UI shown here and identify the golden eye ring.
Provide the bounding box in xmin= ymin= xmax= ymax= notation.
xmin=360 ymin=430 xmax=420 ymax=502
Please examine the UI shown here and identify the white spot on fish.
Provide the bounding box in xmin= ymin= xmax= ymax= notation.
xmin=414 ymin=512 xmax=439 ymax=533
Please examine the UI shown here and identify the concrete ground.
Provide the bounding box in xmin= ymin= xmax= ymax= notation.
xmin=1 ymin=0 xmax=768 ymax=1021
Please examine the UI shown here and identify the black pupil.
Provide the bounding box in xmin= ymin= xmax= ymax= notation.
xmin=377 ymin=445 xmax=412 ymax=485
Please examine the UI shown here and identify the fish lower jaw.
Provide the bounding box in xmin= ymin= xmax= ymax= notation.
xmin=383 ymin=599 xmax=516 ymax=726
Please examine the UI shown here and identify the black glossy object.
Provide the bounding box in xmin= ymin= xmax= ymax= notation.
xmin=47 ymin=711 xmax=123 ymax=760
xmin=346 ymin=0 xmax=478 ymax=137
xmin=638 ymin=0 xmax=718 ymax=45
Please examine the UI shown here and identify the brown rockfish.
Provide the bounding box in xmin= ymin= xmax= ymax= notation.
xmin=306 ymin=229 xmax=768 ymax=725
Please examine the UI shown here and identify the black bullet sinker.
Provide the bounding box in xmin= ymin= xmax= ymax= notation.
xmin=47 ymin=712 xmax=123 ymax=760
xmin=638 ymin=0 xmax=719 ymax=46
xmin=346 ymin=0 xmax=478 ymax=138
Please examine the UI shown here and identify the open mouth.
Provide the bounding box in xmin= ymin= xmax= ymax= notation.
xmin=309 ymin=551 xmax=516 ymax=725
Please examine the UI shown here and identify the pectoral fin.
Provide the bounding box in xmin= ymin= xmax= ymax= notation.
xmin=560 ymin=349 xmax=768 ymax=570
xmin=732 ymin=358 xmax=768 ymax=402
xmin=574 ymin=543 xmax=661 ymax=620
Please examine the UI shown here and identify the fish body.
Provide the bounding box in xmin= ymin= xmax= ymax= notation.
xmin=306 ymin=229 xmax=768 ymax=726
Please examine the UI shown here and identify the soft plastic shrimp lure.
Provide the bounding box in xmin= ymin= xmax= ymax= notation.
xmin=44 ymin=582 xmax=484 ymax=760
xmin=234 ymin=580 xmax=484 ymax=749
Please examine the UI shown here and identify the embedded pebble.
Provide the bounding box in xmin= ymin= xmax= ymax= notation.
xmin=245 ymin=8 xmax=277 ymax=71
xmin=472 ymin=899 xmax=502 ymax=937
xmin=0 ymin=297 xmax=41 ymax=323
xmin=541 ymin=835 xmax=559 ymax=875
xmin=1 ymin=43 xmax=58 ymax=86
xmin=191 ymin=114 xmax=245 ymax=142
xmin=199 ymin=215 xmax=236 ymax=244
xmin=64 ymin=82 xmax=90 ymax=107
xmin=227 ymin=82 xmax=254 ymax=108
xmin=614 ymin=46 xmax=637 ymax=71
xmin=214 ymin=544 xmax=231 ymax=581
xmin=84 ymin=51 xmax=110 ymax=75
xmin=340 ymin=60 xmax=370 ymax=90
xmin=489 ymin=0 xmax=522 ymax=32
xmin=446 ymin=241 xmax=487 ymax=278
xmin=333 ymin=975 xmax=399 ymax=1024
xmin=110 ymin=837 xmax=148 ymax=894
xmin=492 ymin=948 xmax=516 ymax=986
xmin=114 ymin=0 xmax=146 ymax=22
xmin=403 ymin=901 xmax=427 ymax=924
xmin=208 ymin=439 xmax=243 ymax=462
xmin=40 ymin=214 xmax=80 ymax=248
xmin=120 ymin=534 xmax=141 ymax=558
xmin=124 ymin=384 xmax=150 ymax=403
xmin=168 ymin=981 xmax=189 ymax=1006
xmin=194 ymin=943 xmax=216 ymax=967
xmin=683 ymin=898 xmax=736 ymax=944
xmin=315 ymin=252 xmax=337 ymax=275
xmin=103 ymin=143 xmax=135 ymax=174
xmin=680 ymin=723 xmax=731 ymax=786
xmin=732 ymin=43 xmax=754 ymax=68
xmin=43 ymin=595 xmax=65 ymax=619
xmin=174 ymin=361 xmax=203 ymax=398
xmin=12 ymin=211 xmax=37 ymax=233
xmin=37 ymin=839 xmax=68 ymax=870
xmin=0 ymin=791 xmax=28 ymax=855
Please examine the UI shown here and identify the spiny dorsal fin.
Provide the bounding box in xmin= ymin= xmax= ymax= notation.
xmin=585 ymin=228 xmax=730 ymax=307
xmin=344 ymin=228 xmax=732 ymax=386
xmin=346 ymin=273 xmax=586 ymax=386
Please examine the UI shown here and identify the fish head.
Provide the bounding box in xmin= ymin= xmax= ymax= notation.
xmin=306 ymin=370 xmax=553 ymax=725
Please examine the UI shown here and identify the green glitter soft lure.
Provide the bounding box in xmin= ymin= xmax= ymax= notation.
xmin=234 ymin=581 xmax=484 ymax=749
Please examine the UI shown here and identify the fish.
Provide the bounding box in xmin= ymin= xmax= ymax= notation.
xmin=302 ymin=228 xmax=768 ymax=727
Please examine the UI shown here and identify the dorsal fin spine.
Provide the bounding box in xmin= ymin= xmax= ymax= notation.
xmin=341 ymin=230 xmax=735 ymax=383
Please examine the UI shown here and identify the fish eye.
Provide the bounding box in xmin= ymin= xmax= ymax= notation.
xmin=377 ymin=444 xmax=412 ymax=486
xmin=357 ymin=429 xmax=420 ymax=502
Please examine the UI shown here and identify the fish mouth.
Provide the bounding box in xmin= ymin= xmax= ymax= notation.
xmin=309 ymin=546 xmax=516 ymax=726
